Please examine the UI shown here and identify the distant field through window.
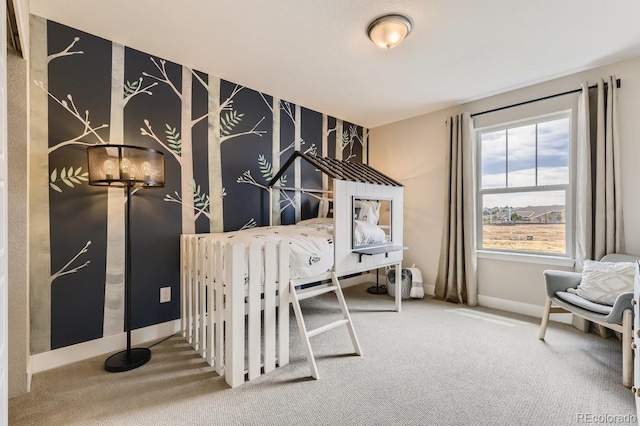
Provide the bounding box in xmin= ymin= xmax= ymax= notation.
xmin=477 ymin=113 xmax=571 ymax=256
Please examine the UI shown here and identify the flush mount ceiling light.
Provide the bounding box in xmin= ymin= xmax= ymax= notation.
xmin=367 ymin=14 xmax=413 ymax=49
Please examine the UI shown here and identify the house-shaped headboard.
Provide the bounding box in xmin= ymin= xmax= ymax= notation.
xmin=268 ymin=151 xmax=404 ymax=275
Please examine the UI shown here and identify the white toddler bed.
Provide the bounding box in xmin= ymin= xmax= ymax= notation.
xmin=180 ymin=152 xmax=405 ymax=387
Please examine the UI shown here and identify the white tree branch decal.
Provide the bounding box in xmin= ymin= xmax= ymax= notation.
xmin=49 ymin=241 xmax=91 ymax=284
xmin=123 ymin=77 xmax=157 ymax=106
xmin=220 ymin=116 xmax=267 ymax=143
xmin=47 ymin=37 xmax=83 ymax=63
xmin=142 ymin=57 xmax=181 ymax=98
xmin=240 ymin=218 xmax=257 ymax=230
xmin=163 ymin=179 xmax=217 ymax=221
xmin=34 ymin=81 xmax=109 ymax=153
xmin=219 ymin=84 xmax=243 ymax=113
xmin=342 ymin=124 xmax=363 ymax=162
xmin=140 ymin=119 xmax=180 ymax=161
xmin=281 ymin=101 xmax=295 ymax=123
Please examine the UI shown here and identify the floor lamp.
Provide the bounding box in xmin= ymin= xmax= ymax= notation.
xmin=87 ymin=144 xmax=165 ymax=372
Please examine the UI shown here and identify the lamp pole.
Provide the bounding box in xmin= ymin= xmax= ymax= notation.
xmin=87 ymin=144 xmax=163 ymax=372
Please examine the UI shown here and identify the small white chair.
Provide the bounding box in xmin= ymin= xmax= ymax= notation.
xmin=539 ymin=253 xmax=638 ymax=388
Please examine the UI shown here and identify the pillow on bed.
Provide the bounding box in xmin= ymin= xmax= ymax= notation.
xmin=353 ymin=220 xmax=386 ymax=246
xmin=354 ymin=200 xmax=380 ymax=225
xmin=317 ymin=199 xmax=334 ymax=218
xmin=566 ymin=259 xmax=635 ymax=306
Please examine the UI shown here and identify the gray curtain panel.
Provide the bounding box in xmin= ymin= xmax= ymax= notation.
xmin=575 ymin=76 xmax=624 ymax=269
xmin=435 ymin=112 xmax=477 ymax=305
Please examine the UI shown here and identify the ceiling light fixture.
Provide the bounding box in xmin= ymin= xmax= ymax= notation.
xmin=367 ymin=14 xmax=413 ymax=49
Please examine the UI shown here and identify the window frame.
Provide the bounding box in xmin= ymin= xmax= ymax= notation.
xmin=475 ymin=110 xmax=573 ymax=259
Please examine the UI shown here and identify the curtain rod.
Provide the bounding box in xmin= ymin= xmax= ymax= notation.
xmin=470 ymin=78 xmax=621 ymax=118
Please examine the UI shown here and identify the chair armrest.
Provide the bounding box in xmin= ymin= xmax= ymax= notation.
xmin=607 ymin=292 xmax=635 ymax=324
xmin=543 ymin=270 xmax=583 ymax=298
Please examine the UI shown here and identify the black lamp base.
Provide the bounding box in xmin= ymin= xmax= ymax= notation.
xmin=104 ymin=347 xmax=151 ymax=372
xmin=367 ymin=284 xmax=388 ymax=295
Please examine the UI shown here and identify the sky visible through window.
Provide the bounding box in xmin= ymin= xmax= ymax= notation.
xmin=480 ymin=117 xmax=569 ymax=208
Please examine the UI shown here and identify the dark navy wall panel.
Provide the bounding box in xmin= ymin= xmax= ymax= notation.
xmin=279 ymin=101 xmax=296 ymax=225
xmin=300 ymin=107 xmax=323 ymax=220
xmin=327 ymin=116 xmax=337 ymax=159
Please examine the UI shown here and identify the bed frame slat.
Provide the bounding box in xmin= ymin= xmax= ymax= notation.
xmin=263 ymin=241 xmax=277 ymax=374
xmin=214 ymin=240 xmax=224 ymax=375
xmin=277 ymin=243 xmax=290 ymax=367
xmin=247 ymin=243 xmax=261 ymax=380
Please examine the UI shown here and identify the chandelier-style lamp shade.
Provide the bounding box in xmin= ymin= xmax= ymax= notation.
xmin=86 ymin=144 xmax=164 ymax=373
xmin=367 ymin=14 xmax=413 ymax=49
xmin=87 ymin=144 xmax=165 ymax=188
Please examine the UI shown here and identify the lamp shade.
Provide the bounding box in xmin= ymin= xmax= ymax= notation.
xmin=367 ymin=14 xmax=412 ymax=49
xmin=87 ymin=144 xmax=165 ymax=188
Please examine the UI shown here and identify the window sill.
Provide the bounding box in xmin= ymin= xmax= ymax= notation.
xmin=477 ymin=250 xmax=575 ymax=267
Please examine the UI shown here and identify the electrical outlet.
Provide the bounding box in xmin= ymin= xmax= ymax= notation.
xmin=160 ymin=286 xmax=171 ymax=303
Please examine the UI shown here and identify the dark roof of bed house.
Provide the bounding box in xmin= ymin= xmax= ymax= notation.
xmin=267 ymin=151 xmax=403 ymax=188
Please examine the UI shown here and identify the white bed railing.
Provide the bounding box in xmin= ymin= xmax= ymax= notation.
xmin=180 ymin=234 xmax=290 ymax=388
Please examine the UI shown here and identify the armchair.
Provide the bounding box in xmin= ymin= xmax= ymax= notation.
xmin=539 ymin=253 xmax=638 ymax=388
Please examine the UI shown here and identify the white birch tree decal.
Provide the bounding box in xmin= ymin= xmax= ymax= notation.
xmin=335 ymin=120 xmax=343 ymax=161
xmin=29 ymin=16 xmax=53 ymax=353
xmin=140 ymin=57 xmax=209 ymax=234
xmin=160 ymin=74 xmax=266 ymax=232
xmin=102 ymin=44 xmax=157 ymax=337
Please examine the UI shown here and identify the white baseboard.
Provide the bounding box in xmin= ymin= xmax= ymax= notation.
xmin=477 ymin=294 xmax=572 ymax=325
xmin=30 ymin=319 xmax=181 ymax=374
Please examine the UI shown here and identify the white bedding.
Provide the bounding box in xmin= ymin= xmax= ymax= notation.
xmin=207 ymin=217 xmax=386 ymax=280
xmin=216 ymin=220 xmax=334 ymax=279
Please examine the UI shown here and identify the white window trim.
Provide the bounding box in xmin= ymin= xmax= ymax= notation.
xmin=477 ymin=249 xmax=575 ymax=267
xmin=475 ymin=110 xmax=574 ymax=259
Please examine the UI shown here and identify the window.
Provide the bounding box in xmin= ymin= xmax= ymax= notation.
xmin=477 ymin=112 xmax=571 ymax=256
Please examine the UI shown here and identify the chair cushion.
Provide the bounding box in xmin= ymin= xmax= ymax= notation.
xmin=556 ymin=291 xmax=613 ymax=315
xmin=566 ymin=259 xmax=635 ymax=305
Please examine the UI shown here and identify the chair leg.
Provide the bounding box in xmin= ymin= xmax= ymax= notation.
xmin=539 ymin=297 xmax=552 ymax=340
xmin=622 ymin=309 xmax=633 ymax=388
xmin=597 ymin=325 xmax=609 ymax=339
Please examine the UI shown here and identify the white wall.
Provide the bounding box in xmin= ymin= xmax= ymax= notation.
xmin=369 ymin=56 xmax=640 ymax=312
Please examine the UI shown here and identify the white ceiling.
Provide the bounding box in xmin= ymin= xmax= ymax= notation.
xmin=28 ymin=0 xmax=640 ymax=128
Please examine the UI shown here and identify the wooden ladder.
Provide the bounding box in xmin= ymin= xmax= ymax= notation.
xmin=289 ymin=272 xmax=362 ymax=379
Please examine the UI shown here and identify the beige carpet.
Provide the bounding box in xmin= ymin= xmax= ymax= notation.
xmin=9 ymin=283 xmax=637 ymax=425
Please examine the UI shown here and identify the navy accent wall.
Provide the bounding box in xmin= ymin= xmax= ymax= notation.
xmin=33 ymin=19 xmax=367 ymax=352
xmin=300 ymin=107 xmax=323 ymax=219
